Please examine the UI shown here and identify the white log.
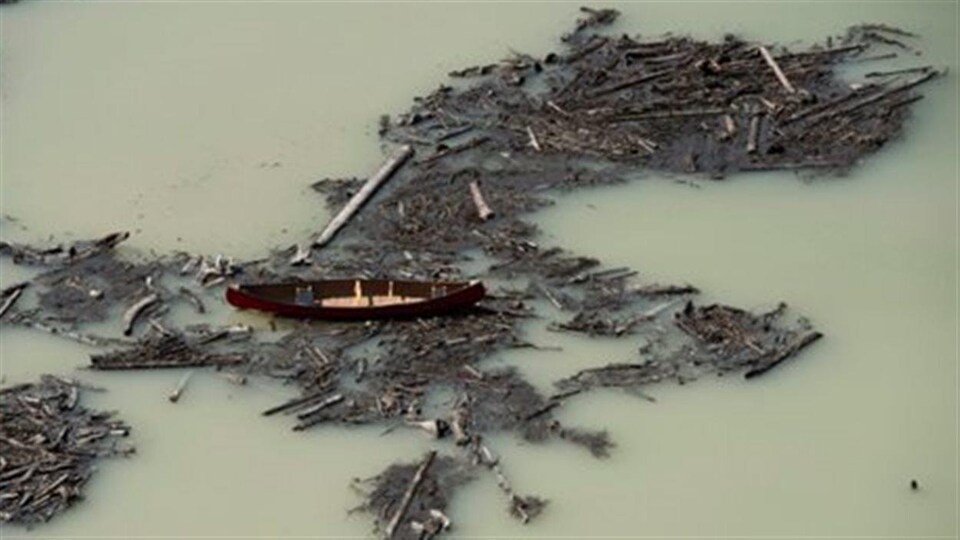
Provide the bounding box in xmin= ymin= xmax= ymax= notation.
xmin=385 ymin=450 xmax=436 ymax=539
xmin=758 ymin=46 xmax=796 ymax=94
xmin=468 ymin=181 xmax=495 ymax=221
xmin=313 ymin=145 xmax=414 ymax=248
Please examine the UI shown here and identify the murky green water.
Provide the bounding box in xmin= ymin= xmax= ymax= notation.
xmin=1 ymin=2 xmax=956 ymax=538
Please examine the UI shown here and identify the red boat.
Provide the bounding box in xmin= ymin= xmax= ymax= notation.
xmin=225 ymin=279 xmax=486 ymax=320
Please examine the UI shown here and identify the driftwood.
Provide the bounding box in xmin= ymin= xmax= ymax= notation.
xmin=122 ymin=293 xmax=159 ymax=336
xmin=744 ymin=330 xmax=823 ymax=379
xmin=7 ymin=9 xmax=938 ymax=537
xmin=0 ymin=282 xmax=28 ymax=319
xmin=469 ymin=441 xmax=546 ymax=524
xmin=168 ymin=371 xmax=194 ymax=403
xmin=0 ymin=231 xmax=129 ymax=266
xmin=313 ymin=145 xmax=414 ymax=248
xmin=468 ymin=181 xmax=495 ymax=221
xmin=758 ymin=45 xmax=796 ymax=93
xmin=177 ymin=286 xmax=206 ymax=314
xmin=385 ymin=450 xmax=436 ymax=539
xmin=90 ymin=334 xmax=245 ymax=370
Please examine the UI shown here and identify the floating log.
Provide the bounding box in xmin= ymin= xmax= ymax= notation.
xmin=384 ymin=450 xmax=436 ymax=539
xmin=585 ymin=68 xmax=672 ymax=98
xmin=262 ymin=388 xmax=335 ymax=416
xmin=0 ymin=231 xmax=129 ymax=266
xmin=90 ymin=334 xmax=245 ymax=370
xmin=799 ymin=70 xmax=941 ymax=127
xmin=758 ymin=45 xmax=796 ymax=93
xmin=294 ymin=393 xmax=344 ymax=420
xmin=418 ymin=137 xmax=489 ymax=165
xmin=533 ymin=281 xmax=564 ymax=310
xmin=744 ymin=331 xmax=823 ymax=379
xmin=122 ymin=293 xmax=159 ymax=336
xmin=168 ymin=371 xmax=194 ymax=403
xmin=313 ymin=145 xmax=414 ymax=248
xmin=746 ymin=114 xmax=761 ymax=154
xmin=177 ymin=286 xmax=205 ymax=314
xmin=0 ymin=282 xmax=28 ymax=320
xmin=289 ymin=244 xmax=311 ymax=266
xmin=468 ymin=181 xmax=495 ymax=221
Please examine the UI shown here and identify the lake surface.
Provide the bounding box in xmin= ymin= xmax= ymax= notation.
xmin=1 ymin=2 xmax=957 ymax=538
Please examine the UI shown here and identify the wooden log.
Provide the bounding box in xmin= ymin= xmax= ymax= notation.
xmin=384 ymin=450 xmax=436 ymax=539
xmin=168 ymin=371 xmax=194 ymax=403
xmin=289 ymin=244 xmax=311 ymax=266
xmin=294 ymin=393 xmax=344 ymax=419
xmin=449 ymin=408 xmax=470 ymax=445
xmin=746 ymin=114 xmax=761 ymax=154
xmin=468 ymin=181 xmax=495 ymax=221
xmin=608 ymin=107 xmax=727 ymax=122
xmin=313 ymin=145 xmax=414 ymax=248
xmin=864 ymin=65 xmax=933 ymax=78
xmin=585 ymin=68 xmax=672 ymax=98
xmin=744 ymin=331 xmax=823 ymax=379
xmin=177 ymin=287 xmax=205 ymax=314
xmin=533 ymin=282 xmax=564 ymax=310
xmin=122 ymin=294 xmax=159 ymax=336
xmin=262 ymin=388 xmax=335 ymax=416
xmin=800 ymin=70 xmax=940 ymax=127
xmin=758 ymin=45 xmax=796 ymax=93
xmin=8 ymin=314 xmax=131 ymax=347
xmin=526 ymin=126 xmax=542 ymax=151
xmin=0 ymin=282 xmax=28 ymax=320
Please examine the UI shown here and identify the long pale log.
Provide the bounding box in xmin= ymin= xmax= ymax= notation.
xmin=758 ymin=46 xmax=796 ymax=93
xmin=384 ymin=450 xmax=436 ymax=539
xmin=468 ymin=181 xmax=495 ymax=221
xmin=168 ymin=371 xmax=194 ymax=403
xmin=313 ymin=145 xmax=414 ymax=248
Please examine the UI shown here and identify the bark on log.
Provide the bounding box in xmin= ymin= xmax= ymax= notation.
xmin=313 ymin=145 xmax=414 ymax=248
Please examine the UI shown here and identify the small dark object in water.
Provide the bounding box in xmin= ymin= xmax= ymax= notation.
xmin=910 ymin=479 xmax=919 ymax=491
xmin=226 ymin=279 xmax=486 ymax=320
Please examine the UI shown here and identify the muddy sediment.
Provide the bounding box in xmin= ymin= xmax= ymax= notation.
xmin=0 ymin=7 xmax=941 ymax=534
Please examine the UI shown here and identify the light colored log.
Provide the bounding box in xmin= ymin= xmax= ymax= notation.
xmin=758 ymin=46 xmax=796 ymax=94
xmin=0 ymin=282 xmax=28 ymax=320
xmin=122 ymin=293 xmax=159 ymax=336
xmin=385 ymin=450 xmax=436 ymax=539
xmin=168 ymin=371 xmax=194 ymax=403
xmin=313 ymin=145 xmax=414 ymax=248
xmin=468 ymin=181 xmax=495 ymax=221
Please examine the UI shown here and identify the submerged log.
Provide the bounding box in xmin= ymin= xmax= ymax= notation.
xmin=168 ymin=371 xmax=194 ymax=403
xmin=313 ymin=145 xmax=414 ymax=248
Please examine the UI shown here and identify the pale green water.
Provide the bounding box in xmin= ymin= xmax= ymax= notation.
xmin=0 ymin=2 xmax=957 ymax=539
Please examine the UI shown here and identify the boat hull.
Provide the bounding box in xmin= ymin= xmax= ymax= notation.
xmin=225 ymin=279 xmax=486 ymax=320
